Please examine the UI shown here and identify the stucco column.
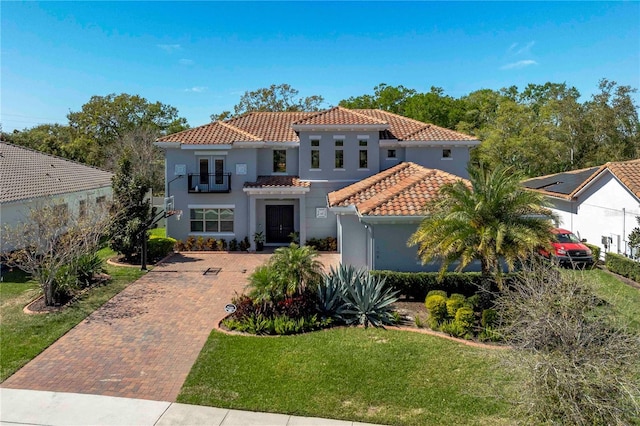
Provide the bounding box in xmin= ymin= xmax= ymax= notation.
xmin=248 ymin=195 xmax=257 ymax=251
xmin=299 ymin=194 xmax=306 ymax=247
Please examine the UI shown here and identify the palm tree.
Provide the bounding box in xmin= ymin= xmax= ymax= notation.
xmin=408 ymin=164 xmax=555 ymax=284
xmin=270 ymin=243 xmax=324 ymax=296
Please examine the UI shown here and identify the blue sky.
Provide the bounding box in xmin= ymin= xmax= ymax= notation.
xmin=2 ymin=1 xmax=639 ymax=132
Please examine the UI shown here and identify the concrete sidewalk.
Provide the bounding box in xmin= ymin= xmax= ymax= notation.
xmin=0 ymin=388 xmax=383 ymax=426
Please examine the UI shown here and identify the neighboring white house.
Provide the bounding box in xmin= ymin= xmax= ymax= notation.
xmin=522 ymin=159 xmax=640 ymax=258
xmin=0 ymin=142 xmax=114 ymax=252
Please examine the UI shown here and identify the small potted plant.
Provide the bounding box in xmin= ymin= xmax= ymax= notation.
xmin=253 ymin=231 xmax=265 ymax=251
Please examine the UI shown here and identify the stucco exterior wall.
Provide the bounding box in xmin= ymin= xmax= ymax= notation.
xmin=1 ymin=186 xmax=112 ymax=253
xmin=164 ymin=147 xmax=257 ymax=242
xmin=337 ymin=214 xmax=368 ymax=268
xmin=298 ymin=131 xmax=381 ymax=181
xmin=404 ymin=146 xmax=470 ymax=178
xmin=549 ymin=172 xmax=640 ymax=257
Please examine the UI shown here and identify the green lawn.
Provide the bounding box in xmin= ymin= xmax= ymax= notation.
xmin=0 ymin=247 xmax=144 ymax=382
xmin=178 ymin=328 xmax=516 ymax=426
xmin=178 ymin=268 xmax=640 ymax=426
xmin=575 ymin=268 xmax=640 ymax=330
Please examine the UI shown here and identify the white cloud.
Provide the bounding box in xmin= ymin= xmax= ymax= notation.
xmin=179 ymin=59 xmax=194 ymax=65
xmin=185 ymin=86 xmax=207 ymax=93
xmin=516 ymin=41 xmax=535 ymax=55
xmin=506 ymin=41 xmax=535 ymax=55
xmin=501 ymin=60 xmax=538 ymax=70
xmin=157 ymin=44 xmax=181 ymax=53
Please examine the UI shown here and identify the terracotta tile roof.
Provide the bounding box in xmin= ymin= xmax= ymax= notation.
xmin=328 ymin=162 xmax=466 ymax=216
xmin=0 ymin=143 xmax=113 ymax=203
xmin=243 ymin=175 xmax=311 ymax=189
xmin=293 ymin=106 xmax=387 ymax=126
xmin=226 ymin=112 xmax=315 ymax=142
xmin=523 ymin=158 xmax=640 ymax=200
xmin=354 ymin=109 xmax=477 ymax=141
xmin=157 ymin=108 xmax=477 ymax=146
xmin=157 ymin=121 xmax=261 ymax=144
xmin=607 ymin=159 xmax=640 ymax=199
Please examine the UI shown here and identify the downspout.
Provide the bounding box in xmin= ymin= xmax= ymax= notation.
xmin=622 ymin=207 xmax=626 ymax=255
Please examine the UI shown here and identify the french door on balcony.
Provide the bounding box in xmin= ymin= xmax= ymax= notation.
xmin=266 ymin=205 xmax=294 ymax=244
xmin=198 ymin=156 xmax=225 ymax=189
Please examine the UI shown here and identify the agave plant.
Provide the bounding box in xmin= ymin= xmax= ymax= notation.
xmin=340 ymin=272 xmax=400 ymax=328
xmin=319 ymin=264 xmax=399 ymax=328
xmin=316 ymin=269 xmax=346 ymax=319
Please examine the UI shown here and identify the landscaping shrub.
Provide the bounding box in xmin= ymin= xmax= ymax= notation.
xmin=371 ymin=271 xmax=489 ymax=300
xmin=446 ymin=296 xmax=465 ymax=318
xmin=239 ymin=237 xmax=250 ymax=251
xmin=306 ymin=237 xmax=338 ymax=251
xmin=605 ymin=252 xmax=640 ymax=281
xmin=426 ymin=289 xmax=447 ymax=298
xmin=229 ymin=238 xmax=239 ymax=251
xmin=585 ymin=243 xmax=601 ymax=263
xmin=74 ymin=253 xmax=104 ymax=287
xmin=147 ymin=237 xmax=176 ymax=262
xmin=425 ymin=294 xmax=447 ymax=326
xmin=481 ymin=308 xmax=498 ymax=328
xmin=205 ymin=237 xmax=217 ymax=250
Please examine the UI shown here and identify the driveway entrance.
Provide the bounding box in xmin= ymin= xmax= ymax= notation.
xmin=1 ymin=251 xmax=340 ymax=402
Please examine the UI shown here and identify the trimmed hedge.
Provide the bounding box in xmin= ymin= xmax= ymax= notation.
xmin=148 ymin=237 xmax=177 ymax=262
xmin=605 ymin=252 xmax=640 ymax=282
xmin=585 ymin=243 xmax=601 ymax=263
xmin=371 ymin=270 xmax=497 ymax=300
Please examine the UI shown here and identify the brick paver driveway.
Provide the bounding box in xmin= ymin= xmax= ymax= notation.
xmin=1 ymin=252 xmax=339 ymax=402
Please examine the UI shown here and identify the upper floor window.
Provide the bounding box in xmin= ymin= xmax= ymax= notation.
xmin=311 ymin=139 xmax=320 ymax=147
xmin=311 ymin=150 xmax=320 ymax=169
xmin=335 ymin=149 xmax=344 ymax=169
xmin=359 ymin=140 xmax=368 ymax=147
xmin=442 ymin=149 xmax=452 ymax=159
xmin=190 ymin=208 xmax=234 ymax=233
xmin=387 ymin=149 xmax=397 ymax=159
xmin=335 ymin=140 xmax=344 ymax=147
xmin=273 ymin=150 xmax=287 ymax=173
xmin=359 ymin=150 xmax=368 ymax=169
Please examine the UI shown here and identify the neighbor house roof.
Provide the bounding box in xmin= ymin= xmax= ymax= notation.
xmin=157 ymin=108 xmax=478 ymax=145
xmin=522 ymin=159 xmax=640 ymax=200
xmin=328 ymin=162 xmax=466 ymax=216
xmin=0 ymin=142 xmax=113 ymax=204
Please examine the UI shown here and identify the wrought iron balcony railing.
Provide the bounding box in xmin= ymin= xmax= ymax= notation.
xmin=188 ymin=173 xmax=231 ymax=193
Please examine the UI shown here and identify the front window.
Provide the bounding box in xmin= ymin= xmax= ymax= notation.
xmin=387 ymin=149 xmax=397 ymax=159
xmin=273 ymin=150 xmax=287 ymax=173
xmin=190 ymin=208 xmax=234 ymax=233
xmin=442 ymin=149 xmax=452 ymax=159
xmin=311 ymin=150 xmax=320 ymax=169
xmin=335 ymin=150 xmax=344 ymax=169
xmin=359 ymin=150 xmax=368 ymax=168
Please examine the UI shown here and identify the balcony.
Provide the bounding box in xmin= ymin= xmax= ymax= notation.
xmin=188 ymin=173 xmax=232 ymax=193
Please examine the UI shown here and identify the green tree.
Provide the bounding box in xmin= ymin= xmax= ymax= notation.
xmin=580 ymin=79 xmax=640 ymax=166
xmin=628 ymin=216 xmax=640 ymax=259
xmin=340 ymin=83 xmax=416 ymax=115
xmin=108 ymin=152 xmax=153 ymax=261
xmin=211 ymin=84 xmax=325 ymax=120
xmin=403 ymin=87 xmax=468 ymax=129
xmin=68 ymin=93 xmax=189 ymax=166
xmin=407 ymin=165 xmax=555 ymax=283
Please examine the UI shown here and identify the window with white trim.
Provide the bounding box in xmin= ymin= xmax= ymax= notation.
xmin=190 ymin=208 xmax=234 ymax=233
xmin=335 ymin=140 xmax=344 ymax=169
xmin=358 ymin=140 xmax=368 ymax=168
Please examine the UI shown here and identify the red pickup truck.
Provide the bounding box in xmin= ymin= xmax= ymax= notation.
xmin=541 ymin=228 xmax=594 ymax=268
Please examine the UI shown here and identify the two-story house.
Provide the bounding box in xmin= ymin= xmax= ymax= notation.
xmin=155 ymin=106 xmax=479 ymax=270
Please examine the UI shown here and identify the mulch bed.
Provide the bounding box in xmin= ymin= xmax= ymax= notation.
xmin=23 ymin=273 xmax=111 ymax=314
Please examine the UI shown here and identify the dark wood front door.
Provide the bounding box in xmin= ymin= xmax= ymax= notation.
xmin=266 ymin=205 xmax=294 ymax=243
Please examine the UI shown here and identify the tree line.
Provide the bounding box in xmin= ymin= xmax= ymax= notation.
xmin=340 ymin=80 xmax=639 ymax=177
xmin=2 ymin=79 xmax=638 ymax=192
